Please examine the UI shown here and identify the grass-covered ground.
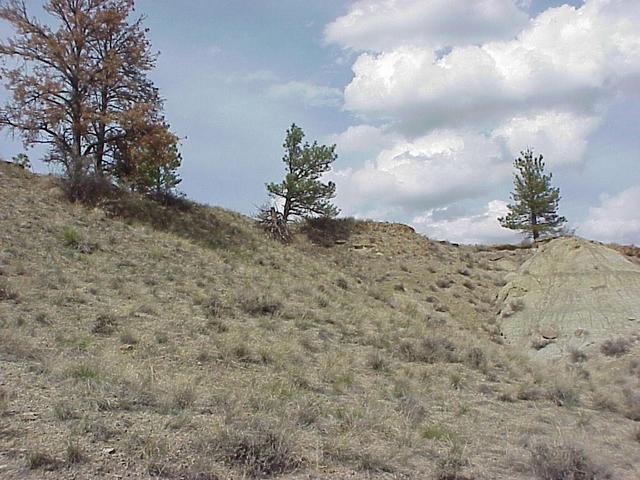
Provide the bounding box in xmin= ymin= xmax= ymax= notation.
xmin=1 ymin=162 xmax=639 ymax=479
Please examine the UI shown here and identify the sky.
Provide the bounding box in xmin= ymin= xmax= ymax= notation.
xmin=1 ymin=0 xmax=639 ymax=245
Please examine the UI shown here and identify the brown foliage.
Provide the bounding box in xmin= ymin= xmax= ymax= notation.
xmin=0 ymin=0 xmax=180 ymax=198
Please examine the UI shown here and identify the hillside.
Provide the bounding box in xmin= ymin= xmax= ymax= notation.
xmin=1 ymin=161 xmax=639 ymax=480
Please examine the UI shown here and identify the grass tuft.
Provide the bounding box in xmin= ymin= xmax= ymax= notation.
xmin=238 ymin=292 xmax=282 ymax=316
xmin=59 ymin=225 xmax=82 ymax=248
xmin=208 ymin=420 xmax=304 ymax=477
xmin=529 ymin=441 xmax=611 ymax=480
xmin=398 ymin=336 xmax=458 ymax=364
xmin=600 ymin=338 xmax=631 ymax=357
xmin=65 ymin=438 xmax=85 ymax=465
xmin=26 ymin=450 xmax=59 ymax=470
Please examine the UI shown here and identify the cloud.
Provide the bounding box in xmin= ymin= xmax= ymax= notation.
xmin=325 ymin=0 xmax=528 ymax=51
xmin=322 ymin=0 xmax=640 ymax=243
xmin=267 ymin=81 xmax=343 ymax=107
xmin=328 ymin=124 xmax=396 ymax=153
xmin=492 ymin=111 xmax=601 ymax=166
xmin=342 ymin=1 xmax=640 ymax=135
xmin=332 ymin=130 xmax=511 ymax=216
xmin=412 ymin=200 xmax=520 ymax=245
xmin=225 ymin=70 xmax=279 ymax=85
xmin=578 ymin=186 xmax=640 ymax=244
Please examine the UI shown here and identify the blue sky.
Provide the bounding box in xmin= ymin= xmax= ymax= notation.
xmin=2 ymin=0 xmax=639 ymax=244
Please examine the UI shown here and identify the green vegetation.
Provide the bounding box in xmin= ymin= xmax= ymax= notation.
xmin=499 ymin=149 xmax=566 ymax=240
xmin=266 ymin=123 xmax=339 ymax=224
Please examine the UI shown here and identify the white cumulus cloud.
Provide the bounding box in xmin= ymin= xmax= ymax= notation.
xmin=332 ymin=130 xmax=511 ymax=216
xmin=324 ymin=0 xmax=640 ymax=244
xmin=325 ymin=0 xmax=528 ymax=51
xmin=579 ymin=186 xmax=640 ymax=244
xmin=343 ymin=1 xmax=640 ymax=133
xmin=492 ymin=112 xmax=601 ymax=166
xmin=328 ymin=125 xmax=397 ymax=153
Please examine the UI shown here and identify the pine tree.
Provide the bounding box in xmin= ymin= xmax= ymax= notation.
xmin=113 ymin=121 xmax=182 ymax=200
xmin=266 ymin=124 xmax=339 ymax=224
xmin=499 ymin=149 xmax=566 ymax=240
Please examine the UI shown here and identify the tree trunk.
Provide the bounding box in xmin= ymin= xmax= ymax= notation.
xmin=531 ymin=213 xmax=539 ymax=240
xmin=282 ymin=196 xmax=292 ymax=224
xmin=94 ymin=88 xmax=110 ymax=176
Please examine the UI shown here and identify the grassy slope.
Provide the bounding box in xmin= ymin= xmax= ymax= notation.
xmin=0 ymin=162 xmax=639 ymax=479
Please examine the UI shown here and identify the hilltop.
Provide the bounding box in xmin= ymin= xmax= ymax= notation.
xmin=0 ymin=162 xmax=639 ymax=480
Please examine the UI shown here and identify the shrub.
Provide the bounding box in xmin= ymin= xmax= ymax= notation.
xmin=423 ymin=424 xmax=454 ymax=441
xmin=53 ymin=401 xmax=77 ymax=421
xmin=398 ymin=337 xmax=458 ymax=364
xmin=367 ymin=350 xmax=389 ymax=371
xmin=62 ymin=159 xmax=114 ymax=205
xmin=91 ymin=314 xmax=117 ymax=335
xmin=26 ymin=450 xmax=59 ymax=470
xmin=464 ymin=346 xmax=487 ymax=371
xmin=238 ymin=292 xmax=282 ymax=316
xmin=0 ymin=388 xmax=9 ymax=415
xmin=435 ymin=443 xmax=469 ymax=480
xmin=66 ymin=363 xmax=101 ymax=381
xmin=11 ymin=153 xmax=31 ymax=169
xmin=0 ymin=281 xmax=19 ymax=302
xmin=517 ymin=385 xmax=544 ymax=401
xmin=600 ymin=338 xmax=631 ymax=357
xmin=209 ymin=420 xmax=304 ymax=477
xmin=547 ymin=384 xmax=580 ymax=407
xmin=335 ymin=276 xmax=349 ymax=290
xmin=84 ymin=419 xmax=117 ymax=442
xmin=568 ymin=348 xmax=588 ymax=363
xmin=60 ymin=225 xmax=82 ymax=248
xmin=167 ymin=383 xmax=197 ymax=412
xmin=623 ymin=388 xmax=640 ymax=421
xmin=119 ymin=330 xmax=139 ymax=346
xmin=203 ymin=294 xmax=227 ymax=318
xmin=529 ymin=442 xmax=611 ymax=480
xmin=65 ymin=439 xmax=85 ymax=465
xmin=301 ymin=216 xmax=359 ymax=247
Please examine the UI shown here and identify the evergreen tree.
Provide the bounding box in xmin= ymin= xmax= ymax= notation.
xmin=113 ymin=121 xmax=181 ymax=200
xmin=499 ymin=149 xmax=566 ymax=240
xmin=266 ymin=124 xmax=339 ymax=224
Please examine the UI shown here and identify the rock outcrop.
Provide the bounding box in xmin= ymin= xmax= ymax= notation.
xmin=499 ymin=236 xmax=640 ymax=357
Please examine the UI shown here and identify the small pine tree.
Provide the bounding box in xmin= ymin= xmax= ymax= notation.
xmin=113 ymin=122 xmax=182 ymax=201
xmin=11 ymin=153 xmax=30 ymax=170
xmin=266 ymin=124 xmax=339 ymax=224
xmin=499 ymin=149 xmax=566 ymax=240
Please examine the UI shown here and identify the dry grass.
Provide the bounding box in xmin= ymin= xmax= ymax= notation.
xmin=26 ymin=450 xmax=60 ymax=471
xmin=205 ymin=419 xmax=305 ymax=477
xmin=529 ymin=441 xmax=612 ymax=480
xmin=1 ymin=162 xmax=639 ymax=479
xmin=0 ymin=387 xmax=9 ymax=415
xmin=600 ymin=337 xmax=632 ymax=357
